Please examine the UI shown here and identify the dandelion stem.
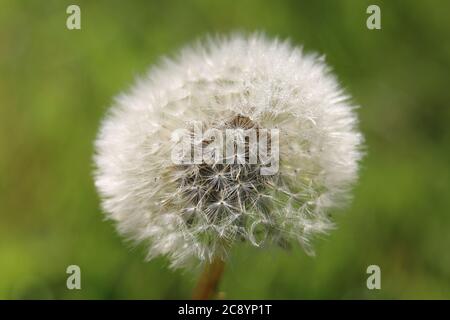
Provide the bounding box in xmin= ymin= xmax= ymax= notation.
xmin=192 ymin=258 xmax=225 ymax=300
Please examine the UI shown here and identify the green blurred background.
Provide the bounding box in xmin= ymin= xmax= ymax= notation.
xmin=1 ymin=0 xmax=449 ymax=299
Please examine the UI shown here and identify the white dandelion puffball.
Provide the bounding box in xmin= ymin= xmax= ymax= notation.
xmin=94 ymin=34 xmax=363 ymax=269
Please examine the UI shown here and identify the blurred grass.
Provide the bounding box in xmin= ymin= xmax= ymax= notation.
xmin=1 ymin=0 xmax=449 ymax=299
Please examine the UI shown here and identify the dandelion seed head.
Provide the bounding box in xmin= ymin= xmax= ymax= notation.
xmin=94 ymin=33 xmax=363 ymax=269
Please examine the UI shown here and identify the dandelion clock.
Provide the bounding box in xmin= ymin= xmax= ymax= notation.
xmin=94 ymin=34 xmax=363 ymax=298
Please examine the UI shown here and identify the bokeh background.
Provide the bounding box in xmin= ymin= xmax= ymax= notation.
xmin=1 ymin=0 xmax=449 ymax=299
